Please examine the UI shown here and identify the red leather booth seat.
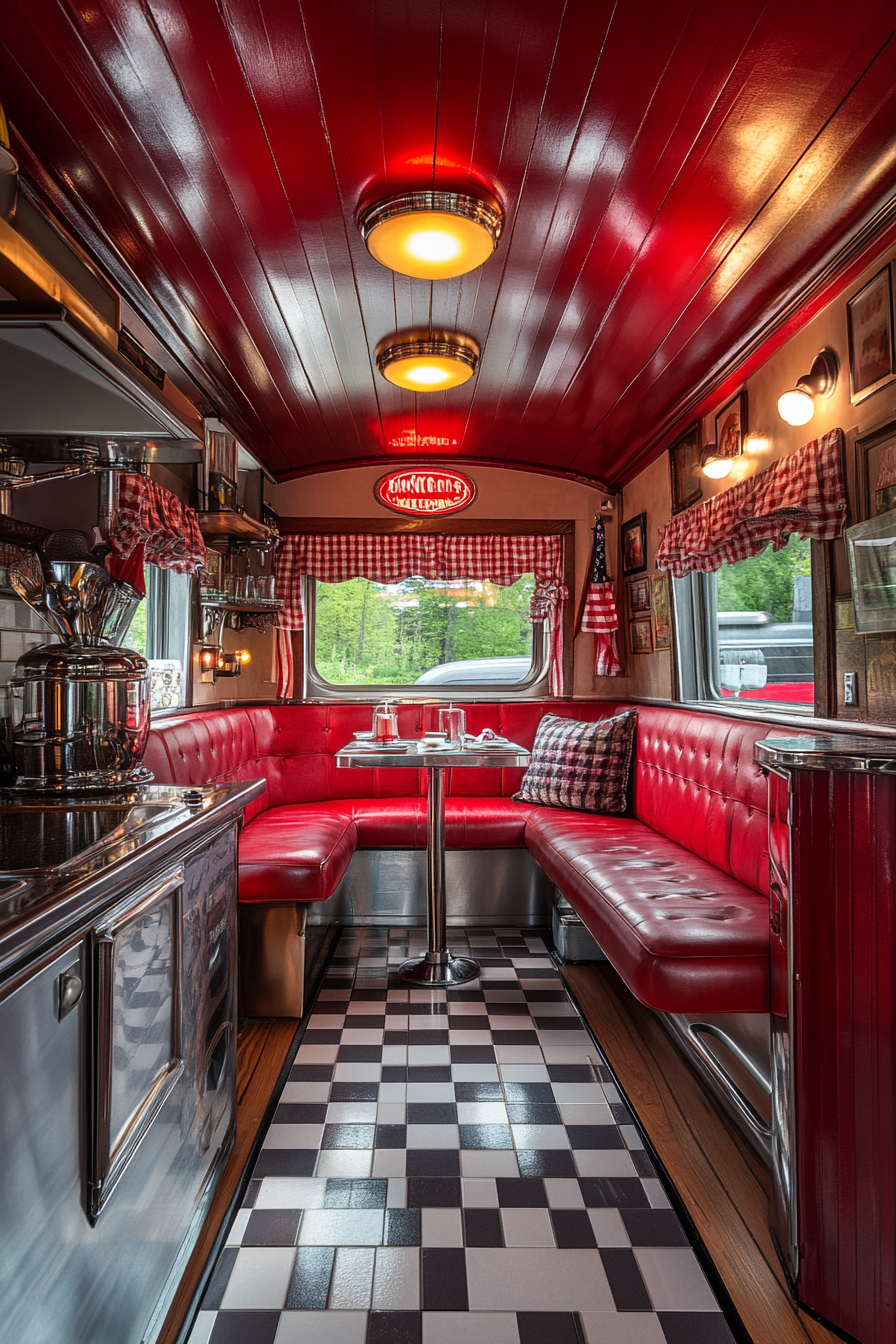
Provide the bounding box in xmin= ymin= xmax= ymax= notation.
xmin=145 ymin=701 xmax=792 ymax=1014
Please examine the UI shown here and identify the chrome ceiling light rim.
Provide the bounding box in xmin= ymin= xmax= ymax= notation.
xmin=358 ymin=190 xmax=504 ymax=248
xmin=375 ymin=337 xmax=481 ymax=380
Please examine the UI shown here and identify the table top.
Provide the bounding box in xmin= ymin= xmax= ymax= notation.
xmin=336 ymin=740 xmax=531 ymax=768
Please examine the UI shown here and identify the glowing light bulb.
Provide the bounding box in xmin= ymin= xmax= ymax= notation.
xmin=405 ymin=230 xmax=461 ymax=263
xmin=404 ymin=365 xmax=452 ymax=386
xmin=236 ymin=649 xmax=252 ymax=665
xmin=777 ymin=388 xmax=814 ymax=426
xmin=702 ymin=456 xmax=735 ymax=479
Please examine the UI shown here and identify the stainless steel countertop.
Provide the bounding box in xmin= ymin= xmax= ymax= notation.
xmin=756 ymin=735 xmax=896 ymax=773
xmin=0 ymin=779 xmax=264 ymax=981
xmin=336 ymin=739 xmax=531 ymax=768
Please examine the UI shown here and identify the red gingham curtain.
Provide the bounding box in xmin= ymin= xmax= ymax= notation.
xmin=655 ymin=428 xmax=846 ymax=579
xmin=274 ymin=532 xmax=568 ymax=696
xmin=109 ymin=473 xmax=207 ymax=580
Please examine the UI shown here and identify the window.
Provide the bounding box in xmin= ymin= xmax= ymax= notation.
xmin=123 ymin=566 xmax=192 ymax=709
xmin=675 ymin=534 xmax=814 ymax=709
xmin=307 ymin=573 xmax=545 ymax=690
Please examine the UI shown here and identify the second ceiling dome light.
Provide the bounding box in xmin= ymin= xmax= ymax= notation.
xmin=359 ymin=189 xmax=503 ymax=280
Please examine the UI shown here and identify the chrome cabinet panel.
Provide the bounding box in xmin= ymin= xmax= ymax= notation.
xmin=0 ymin=820 xmax=240 ymax=1344
xmin=89 ymin=868 xmax=184 ymax=1221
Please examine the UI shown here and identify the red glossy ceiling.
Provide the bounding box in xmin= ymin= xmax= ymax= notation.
xmin=2 ymin=1 xmax=895 ymax=487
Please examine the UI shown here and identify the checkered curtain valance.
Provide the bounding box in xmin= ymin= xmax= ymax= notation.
xmin=110 ymin=473 xmax=207 ymax=577
xmin=655 ymin=428 xmax=846 ymax=579
xmin=274 ymin=531 xmax=568 ymax=696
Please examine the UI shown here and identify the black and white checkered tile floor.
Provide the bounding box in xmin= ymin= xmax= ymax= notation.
xmin=189 ymin=927 xmax=737 ymax=1344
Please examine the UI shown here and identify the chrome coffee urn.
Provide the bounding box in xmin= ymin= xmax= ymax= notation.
xmin=7 ymin=535 xmax=151 ymax=792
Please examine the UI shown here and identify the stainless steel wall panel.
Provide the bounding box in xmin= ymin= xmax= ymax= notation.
xmin=306 ymin=848 xmax=552 ymax=927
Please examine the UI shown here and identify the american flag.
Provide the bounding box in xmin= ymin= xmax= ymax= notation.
xmin=578 ymin=517 xmax=621 ymax=676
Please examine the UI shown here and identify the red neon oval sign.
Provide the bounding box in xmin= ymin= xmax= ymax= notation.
xmin=375 ymin=467 xmax=477 ymax=516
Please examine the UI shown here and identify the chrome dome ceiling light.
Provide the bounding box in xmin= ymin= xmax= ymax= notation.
xmin=375 ymin=333 xmax=480 ymax=392
xmin=358 ymin=190 xmax=503 ymax=280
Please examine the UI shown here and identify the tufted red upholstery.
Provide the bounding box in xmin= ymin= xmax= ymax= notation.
xmin=526 ymin=811 xmax=771 ymax=1012
xmin=239 ymin=808 xmax=357 ymax=903
xmin=146 ymin=700 xmax=795 ymax=1014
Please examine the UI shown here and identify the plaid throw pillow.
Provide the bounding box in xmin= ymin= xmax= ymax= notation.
xmin=513 ymin=711 xmax=636 ymax=813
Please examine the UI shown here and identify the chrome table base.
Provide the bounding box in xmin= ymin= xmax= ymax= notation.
xmin=398 ymin=765 xmax=479 ymax=985
xmin=335 ymin=740 xmax=531 ymax=988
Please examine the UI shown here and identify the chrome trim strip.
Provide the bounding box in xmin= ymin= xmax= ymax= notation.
xmin=358 ymin=190 xmax=503 ymax=244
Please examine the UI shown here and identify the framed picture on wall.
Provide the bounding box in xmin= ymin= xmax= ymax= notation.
xmin=652 ymin=573 xmax=672 ymax=650
xmin=627 ymin=576 xmax=651 ymax=614
xmin=669 ymin=422 xmax=702 ymax=514
xmin=630 ymin=616 xmax=653 ymax=654
xmin=847 ymin=265 xmax=895 ymax=405
xmin=714 ymin=391 xmax=747 ymax=461
xmin=855 ymin=419 xmax=896 ymax=521
xmin=621 ymin=513 xmax=648 ymax=575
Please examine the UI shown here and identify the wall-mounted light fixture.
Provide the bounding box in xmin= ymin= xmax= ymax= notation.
xmin=199 ymin=645 xmax=250 ymax=681
xmin=777 ymin=349 xmax=838 ymax=426
xmin=0 ymin=103 xmax=17 ymax=176
xmin=700 ymin=443 xmax=737 ymax=479
xmin=376 ymin=332 xmax=480 ymax=392
xmin=358 ymin=190 xmax=503 ymax=280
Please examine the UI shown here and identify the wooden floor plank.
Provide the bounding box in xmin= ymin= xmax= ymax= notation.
xmin=156 ymin=1017 xmax=298 ymax=1344
xmin=564 ymin=963 xmax=841 ymax=1344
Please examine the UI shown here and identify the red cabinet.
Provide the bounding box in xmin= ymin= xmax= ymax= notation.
xmin=757 ymin=737 xmax=896 ymax=1344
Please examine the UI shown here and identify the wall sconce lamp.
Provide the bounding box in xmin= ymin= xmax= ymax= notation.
xmin=777 ymin=349 xmax=838 ymax=426
xmin=700 ymin=443 xmax=738 ymax=479
xmin=200 ymin=645 xmax=250 ymax=681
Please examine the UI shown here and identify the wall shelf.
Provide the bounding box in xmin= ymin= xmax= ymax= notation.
xmin=198 ymin=598 xmax=282 ymax=640
xmin=197 ymin=508 xmax=275 ymax=547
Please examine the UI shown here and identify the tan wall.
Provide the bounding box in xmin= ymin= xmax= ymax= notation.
xmin=269 ymin=465 xmax=610 ymax=698
xmin=618 ymin=239 xmax=896 ymax=716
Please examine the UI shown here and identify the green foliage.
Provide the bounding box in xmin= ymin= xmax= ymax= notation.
xmin=716 ymin=534 xmax=811 ymax=623
xmin=314 ymin=574 xmax=534 ymax=684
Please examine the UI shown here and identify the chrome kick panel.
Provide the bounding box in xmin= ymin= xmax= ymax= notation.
xmin=661 ymin=1009 xmax=773 ymax=1163
xmin=307 ymin=848 xmax=553 ymax=927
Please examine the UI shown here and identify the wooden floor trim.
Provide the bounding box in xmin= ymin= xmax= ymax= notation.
xmin=563 ymin=963 xmax=842 ymax=1344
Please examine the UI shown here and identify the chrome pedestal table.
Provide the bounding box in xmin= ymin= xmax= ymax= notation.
xmin=336 ymin=740 xmax=530 ymax=985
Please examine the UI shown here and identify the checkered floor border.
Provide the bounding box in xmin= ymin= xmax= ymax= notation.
xmin=188 ymin=926 xmax=737 ymax=1344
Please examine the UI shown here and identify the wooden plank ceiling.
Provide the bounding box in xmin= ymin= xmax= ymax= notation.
xmin=1 ymin=0 xmax=895 ymax=487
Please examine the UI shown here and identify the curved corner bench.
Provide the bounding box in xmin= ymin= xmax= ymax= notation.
xmin=145 ymin=701 xmax=793 ymax=1021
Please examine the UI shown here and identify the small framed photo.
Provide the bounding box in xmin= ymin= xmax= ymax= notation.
xmin=669 ymin=422 xmax=702 ymax=515
xmin=847 ymin=265 xmax=895 ymax=405
xmin=627 ymin=577 xmax=651 ymax=614
xmin=652 ymin=573 xmax=672 ymax=650
xmin=200 ymin=546 xmax=224 ymax=594
xmin=630 ymin=616 xmax=653 ymax=654
xmin=621 ymin=513 xmax=648 ymax=575
xmin=714 ymin=391 xmax=747 ymax=461
xmin=855 ymin=418 xmax=896 ymax=521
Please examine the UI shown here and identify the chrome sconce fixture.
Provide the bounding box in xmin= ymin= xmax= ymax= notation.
xmin=777 ymin=349 xmax=838 ymax=426
xmin=200 ymin=645 xmax=250 ymax=681
xmin=358 ymin=190 xmax=503 ymax=280
xmin=375 ymin=331 xmax=480 ymax=392
xmin=700 ymin=442 xmax=740 ymax=480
